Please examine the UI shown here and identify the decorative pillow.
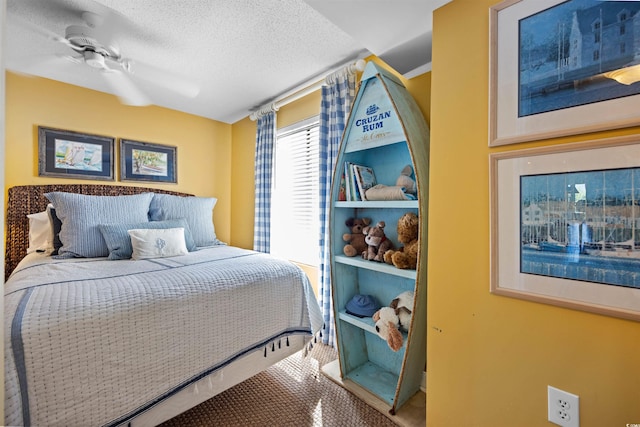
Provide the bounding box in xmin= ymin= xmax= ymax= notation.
xmin=128 ymin=227 xmax=189 ymax=260
xmin=48 ymin=207 xmax=63 ymax=256
xmin=149 ymin=193 xmax=221 ymax=247
xmin=99 ymin=219 xmax=196 ymax=260
xmin=44 ymin=192 xmax=154 ymax=258
xmin=26 ymin=204 xmax=54 ymax=254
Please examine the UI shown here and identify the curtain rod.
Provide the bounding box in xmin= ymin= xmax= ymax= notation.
xmin=250 ymin=58 xmax=366 ymax=121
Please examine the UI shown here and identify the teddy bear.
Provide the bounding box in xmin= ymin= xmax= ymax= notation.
xmin=343 ymin=217 xmax=371 ymax=257
xmin=372 ymin=291 xmax=414 ymax=351
xmin=362 ymin=221 xmax=393 ymax=262
xmin=396 ymin=165 xmax=416 ymax=196
xmin=383 ymin=212 xmax=419 ymax=270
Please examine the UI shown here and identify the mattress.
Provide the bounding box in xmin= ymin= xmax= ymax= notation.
xmin=4 ymin=245 xmax=322 ymax=426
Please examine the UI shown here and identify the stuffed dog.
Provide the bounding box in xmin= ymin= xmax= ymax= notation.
xmin=372 ymin=291 xmax=414 ymax=351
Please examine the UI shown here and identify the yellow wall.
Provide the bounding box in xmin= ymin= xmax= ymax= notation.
xmin=5 ymin=72 xmax=232 ymax=243
xmin=427 ymin=1 xmax=640 ymax=426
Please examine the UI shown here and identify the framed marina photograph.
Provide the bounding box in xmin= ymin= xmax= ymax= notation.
xmin=120 ymin=139 xmax=177 ymax=183
xmin=489 ymin=0 xmax=640 ymax=146
xmin=38 ymin=126 xmax=114 ymax=180
xmin=490 ymin=135 xmax=640 ymax=321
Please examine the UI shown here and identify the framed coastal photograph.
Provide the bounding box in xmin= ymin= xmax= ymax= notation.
xmin=38 ymin=126 xmax=114 ymax=180
xmin=489 ymin=0 xmax=640 ymax=146
xmin=490 ymin=135 xmax=640 ymax=321
xmin=120 ymin=139 xmax=177 ymax=183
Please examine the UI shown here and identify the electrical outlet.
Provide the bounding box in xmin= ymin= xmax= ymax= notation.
xmin=548 ymin=386 xmax=579 ymax=427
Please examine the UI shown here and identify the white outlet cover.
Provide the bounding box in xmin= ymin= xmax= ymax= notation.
xmin=548 ymin=385 xmax=580 ymax=427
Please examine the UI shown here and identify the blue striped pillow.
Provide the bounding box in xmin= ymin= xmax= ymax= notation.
xmin=44 ymin=192 xmax=154 ymax=258
xmin=149 ymin=193 xmax=221 ymax=247
xmin=99 ymin=219 xmax=197 ymax=260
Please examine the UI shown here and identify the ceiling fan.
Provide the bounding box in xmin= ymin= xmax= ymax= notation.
xmin=8 ymin=0 xmax=200 ymax=106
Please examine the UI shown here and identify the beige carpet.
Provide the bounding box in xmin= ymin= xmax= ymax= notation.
xmin=159 ymin=343 xmax=398 ymax=427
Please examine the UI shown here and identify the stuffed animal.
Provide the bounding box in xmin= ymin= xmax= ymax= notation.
xmin=343 ymin=217 xmax=372 ymax=257
xmin=362 ymin=221 xmax=393 ymax=262
xmin=372 ymin=291 xmax=414 ymax=351
xmin=396 ymin=165 xmax=416 ymax=195
xmin=383 ymin=212 xmax=419 ymax=269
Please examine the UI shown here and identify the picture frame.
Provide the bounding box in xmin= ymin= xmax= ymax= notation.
xmin=38 ymin=126 xmax=115 ymax=180
xmin=489 ymin=0 xmax=640 ymax=146
xmin=490 ymin=135 xmax=640 ymax=322
xmin=120 ymin=139 xmax=177 ymax=183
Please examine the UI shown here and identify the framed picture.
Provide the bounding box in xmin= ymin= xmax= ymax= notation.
xmin=120 ymin=139 xmax=177 ymax=183
xmin=490 ymin=135 xmax=640 ymax=321
xmin=38 ymin=126 xmax=115 ymax=180
xmin=489 ymin=0 xmax=640 ymax=146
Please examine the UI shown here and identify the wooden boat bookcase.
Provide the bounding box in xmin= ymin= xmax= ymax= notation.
xmin=322 ymin=61 xmax=429 ymax=416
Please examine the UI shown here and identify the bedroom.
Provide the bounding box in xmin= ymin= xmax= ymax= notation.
xmin=2 ymin=1 xmax=640 ymax=426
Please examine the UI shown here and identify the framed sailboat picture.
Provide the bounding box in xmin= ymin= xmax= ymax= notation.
xmin=490 ymin=135 xmax=640 ymax=321
xmin=489 ymin=0 xmax=640 ymax=146
xmin=38 ymin=126 xmax=115 ymax=180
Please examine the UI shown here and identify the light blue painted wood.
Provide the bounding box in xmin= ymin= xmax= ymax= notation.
xmin=329 ymin=60 xmax=429 ymax=415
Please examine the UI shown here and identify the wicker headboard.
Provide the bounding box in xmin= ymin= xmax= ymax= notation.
xmin=5 ymin=184 xmax=194 ymax=280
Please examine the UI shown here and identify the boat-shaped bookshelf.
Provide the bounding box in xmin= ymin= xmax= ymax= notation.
xmin=321 ymin=61 xmax=429 ymax=418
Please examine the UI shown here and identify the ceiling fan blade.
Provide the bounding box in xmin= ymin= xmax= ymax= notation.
xmin=6 ymin=53 xmax=80 ymax=76
xmin=126 ymin=60 xmax=201 ymax=99
xmin=10 ymin=14 xmax=73 ymax=48
xmin=101 ymin=70 xmax=151 ymax=107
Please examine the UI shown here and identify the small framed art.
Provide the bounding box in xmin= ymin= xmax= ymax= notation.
xmin=490 ymin=135 xmax=640 ymax=321
xmin=38 ymin=126 xmax=115 ymax=180
xmin=489 ymin=0 xmax=640 ymax=146
xmin=120 ymin=139 xmax=177 ymax=183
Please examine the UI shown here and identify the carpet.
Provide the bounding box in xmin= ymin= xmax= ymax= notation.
xmin=159 ymin=343 xmax=398 ymax=426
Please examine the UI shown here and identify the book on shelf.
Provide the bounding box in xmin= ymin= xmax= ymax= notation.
xmin=338 ymin=170 xmax=347 ymax=201
xmin=353 ymin=164 xmax=377 ymax=200
xmin=349 ymin=163 xmax=362 ymax=201
xmin=341 ymin=162 xmax=376 ymax=201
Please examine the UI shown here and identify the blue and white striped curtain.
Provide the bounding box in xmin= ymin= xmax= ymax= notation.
xmin=318 ymin=71 xmax=356 ymax=346
xmin=253 ymin=111 xmax=276 ymax=253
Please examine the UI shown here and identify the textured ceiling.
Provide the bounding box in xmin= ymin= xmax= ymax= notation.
xmin=5 ymin=0 xmax=446 ymax=123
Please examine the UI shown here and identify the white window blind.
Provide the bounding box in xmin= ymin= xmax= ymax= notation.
xmin=270 ymin=116 xmax=320 ymax=266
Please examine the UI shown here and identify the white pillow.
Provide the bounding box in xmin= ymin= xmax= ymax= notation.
xmin=128 ymin=227 xmax=189 ymax=260
xmin=26 ymin=204 xmax=54 ymax=254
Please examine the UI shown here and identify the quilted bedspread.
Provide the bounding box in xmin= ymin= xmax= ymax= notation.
xmin=4 ymin=246 xmax=322 ymax=426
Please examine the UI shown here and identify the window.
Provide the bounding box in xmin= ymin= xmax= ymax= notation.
xmin=593 ymin=50 xmax=600 ymax=61
xmin=594 ymin=21 xmax=601 ymax=43
xmin=270 ymin=116 xmax=320 ymax=266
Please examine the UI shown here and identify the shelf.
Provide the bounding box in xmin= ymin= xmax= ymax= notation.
xmin=338 ymin=310 xmax=376 ymax=334
xmin=338 ymin=310 xmax=409 ymax=344
xmin=345 ymin=361 xmax=399 ymax=406
xmin=335 ymin=255 xmax=417 ymax=279
xmin=335 ymin=200 xmax=418 ymax=209
xmin=329 ymin=61 xmax=428 ymax=416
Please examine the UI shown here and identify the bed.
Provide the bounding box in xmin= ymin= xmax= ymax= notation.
xmin=4 ymin=184 xmax=322 ymax=427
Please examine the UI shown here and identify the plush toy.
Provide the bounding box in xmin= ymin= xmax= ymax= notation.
xmin=362 ymin=221 xmax=393 ymax=262
xmin=372 ymin=291 xmax=414 ymax=351
xmin=343 ymin=217 xmax=371 ymax=257
xmin=383 ymin=212 xmax=419 ymax=270
xmin=396 ymin=165 xmax=417 ymax=195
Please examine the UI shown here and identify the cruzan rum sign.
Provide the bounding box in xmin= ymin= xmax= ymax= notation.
xmin=345 ymin=78 xmax=406 ymax=153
